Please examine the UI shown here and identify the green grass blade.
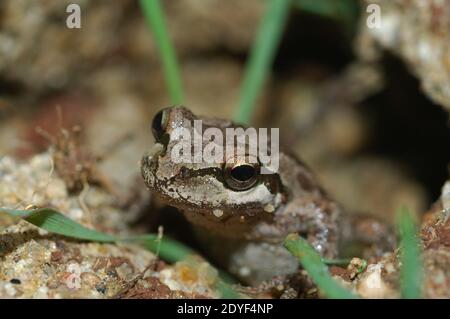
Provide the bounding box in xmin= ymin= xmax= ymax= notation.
xmin=284 ymin=234 xmax=357 ymax=299
xmin=234 ymin=0 xmax=291 ymax=124
xmin=397 ymin=207 xmax=423 ymax=299
xmin=322 ymin=258 xmax=352 ymax=266
xmin=128 ymin=234 xmax=193 ymax=264
xmin=1 ymin=208 xmax=117 ymax=242
xmin=0 ymin=208 xmax=198 ymax=262
xmin=216 ymin=280 xmax=241 ymax=299
xmin=140 ymin=0 xmax=184 ymax=104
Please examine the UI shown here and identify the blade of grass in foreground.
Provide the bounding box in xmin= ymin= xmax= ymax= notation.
xmin=284 ymin=234 xmax=357 ymax=299
xmin=0 ymin=207 xmax=239 ymax=298
xmin=1 ymin=208 xmax=193 ymax=260
xmin=397 ymin=207 xmax=423 ymax=299
xmin=140 ymin=0 xmax=184 ymax=104
xmin=235 ymin=0 xmax=291 ymax=124
xmin=3 ymin=208 xmax=117 ymax=242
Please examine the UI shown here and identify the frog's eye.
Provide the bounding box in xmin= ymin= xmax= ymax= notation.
xmin=152 ymin=109 xmax=169 ymax=142
xmin=224 ymin=162 xmax=259 ymax=191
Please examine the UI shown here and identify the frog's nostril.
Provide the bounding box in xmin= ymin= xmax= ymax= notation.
xmin=152 ymin=109 xmax=168 ymax=141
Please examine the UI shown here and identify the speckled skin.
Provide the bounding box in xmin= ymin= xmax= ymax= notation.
xmin=141 ymin=106 xmax=343 ymax=284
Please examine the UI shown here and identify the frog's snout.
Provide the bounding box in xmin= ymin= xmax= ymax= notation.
xmin=141 ymin=148 xmax=160 ymax=189
xmin=142 ymin=143 xmax=164 ymax=168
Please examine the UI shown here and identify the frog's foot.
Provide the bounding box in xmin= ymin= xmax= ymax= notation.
xmin=341 ymin=214 xmax=396 ymax=257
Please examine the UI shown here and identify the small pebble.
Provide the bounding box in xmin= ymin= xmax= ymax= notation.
xmin=264 ymin=204 xmax=275 ymax=213
xmin=238 ymin=266 xmax=251 ymax=277
xmin=213 ymin=209 xmax=223 ymax=218
xmin=9 ymin=278 xmax=21 ymax=285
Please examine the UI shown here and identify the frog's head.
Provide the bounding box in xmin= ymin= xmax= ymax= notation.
xmin=141 ymin=106 xmax=285 ymax=233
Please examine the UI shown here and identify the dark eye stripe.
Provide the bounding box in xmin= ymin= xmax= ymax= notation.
xmin=179 ymin=167 xmax=223 ymax=179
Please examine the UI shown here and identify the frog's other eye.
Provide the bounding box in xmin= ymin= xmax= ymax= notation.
xmin=224 ymin=163 xmax=259 ymax=191
xmin=152 ymin=109 xmax=169 ymax=142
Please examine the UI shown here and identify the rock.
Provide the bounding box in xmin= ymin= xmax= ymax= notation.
xmin=356 ymin=262 xmax=398 ymax=299
xmin=357 ymin=0 xmax=450 ymax=113
xmin=159 ymin=256 xmax=220 ymax=298
xmin=0 ymin=153 xmax=218 ymax=298
xmin=348 ymin=180 xmax=450 ymax=298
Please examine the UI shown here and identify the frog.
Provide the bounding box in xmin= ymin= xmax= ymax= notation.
xmin=141 ymin=106 xmax=393 ymax=287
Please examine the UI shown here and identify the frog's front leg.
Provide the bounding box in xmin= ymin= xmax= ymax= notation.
xmin=229 ymin=195 xmax=342 ymax=286
xmin=193 ymin=229 xmax=299 ymax=285
xmin=271 ymin=195 xmax=342 ymax=259
xmin=279 ymin=197 xmax=395 ymax=259
xmin=340 ymin=213 xmax=396 ymax=257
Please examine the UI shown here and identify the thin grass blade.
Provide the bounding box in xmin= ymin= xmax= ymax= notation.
xmin=235 ymin=0 xmax=291 ymax=124
xmin=284 ymin=234 xmax=357 ymax=299
xmin=128 ymin=233 xmax=194 ymax=264
xmin=397 ymin=207 xmax=423 ymax=299
xmin=140 ymin=0 xmax=184 ymax=104
xmin=1 ymin=208 xmax=117 ymax=242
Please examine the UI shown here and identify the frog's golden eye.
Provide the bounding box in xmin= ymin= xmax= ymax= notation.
xmin=224 ymin=162 xmax=259 ymax=191
xmin=152 ymin=109 xmax=169 ymax=142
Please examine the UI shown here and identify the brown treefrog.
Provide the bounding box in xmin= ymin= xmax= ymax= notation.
xmin=141 ymin=106 xmax=392 ymax=286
